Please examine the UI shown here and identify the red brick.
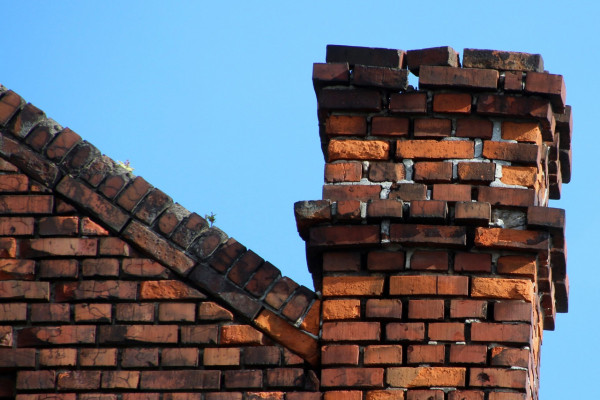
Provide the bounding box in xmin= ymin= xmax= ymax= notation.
xmin=98 ymin=325 xmax=178 ymax=344
xmin=156 ymin=204 xmax=188 ymax=236
xmin=389 ymin=183 xmax=427 ymax=201
xmin=406 ymin=46 xmax=459 ymax=74
xmin=122 ymin=258 xmax=168 ymax=278
xmin=221 ymin=324 xmax=265 ymax=345
xmin=323 ymin=276 xmax=384 ymax=296
xmin=0 ymin=303 xmax=27 ymax=321
xmin=318 ymin=88 xmax=382 ymax=111
xmin=504 ymin=71 xmax=523 ymax=91
xmin=420 ymin=66 xmax=498 ymax=89
xmin=454 ymin=252 xmax=491 ymax=273
xmin=56 ymin=176 xmax=129 ymax=231
xmin=407 ymin=344 xmax=444 ymax=364
xmin=115 ymin=176 xmax=151 ymax=211
xmin=336 ymin=199 xmax=361 ymax=220
xmin=0 ymin=281 xmax=49 ymax=300
xmin=124 ymin=394 xmax=160 ymax=400
xmin=324 ymin=391 xmax=361 ymax=400
xmin=322 ymin=322 xmax=380 ymax=342
xmin=17 ymin=325 xmax=95 ymax=346
xmin=389 ymin=93 xmax=427 ymax=114
xmin=0 ymin=259 xmax=34 ymax=280
xmin=99 ymin=173 xmax=129 ymax=199
xmin=0 ymin=174 xmax=28 ymax=192
xmin=463 ymin=49 xmax=543 ymax=72
xmin=56 ymin=280 xmax=137 ymax=301
xmin=266 ymin=368 xmax=309 ymax=388
xmin=413 ymin=162 xmax=452 ymax=183
xmin=368 ymin=199 xmax=403 ymax=218
xmin=99 ymin=237 xmax=133 ymax=256
xmin=46 ymin=128 xmax=81 ymax=161
xmin=16 ymin=370 xmax=56 ymax=390
xmin=366 ymin=390 xmax=405 ymax=400
xmin=324 ymin=252 xmax=361 ymax=272
xmin=140 ymin=370 xmax=220 ymax=390
xmin=57 ymin=370 xmax=101 ymax=390
xmin=474 ymin=227 xmax=548 ymax=251
xmin=449 ymin=391 xmax=484 ymax=400
xmin=282 ymin=288 xmax=313 ymax=321
xmin=223 ymin=370 xmax=262 ymax=389
xmin=208 ymin=238 xmax=245 ymax=272
xmin=449 ymin=344 xmax=487 ymax=364
xmin=288 ymin=394 xmax=322 ymax=400
xmin=323 ymin=299 xmax=360 ymax=320
xmin=387 ymin=366 xmax=466 ymax=388
xmin=0 ymin=217 xmax=34 ymax=235
xmin=428 ymin=322 xmax=465 ymax=341
xmin=328 ymin=140 xmax=390 ymax=161
xmin=161 ymin=347 xmax=199 ymax=367
xmin=396 ymin=140 xmax=474 ymax=160
xmin=527 ymin=206 xmax=565 ymax=231
xmin=470 ymin=323 xmax=530 ymax=343
xmin=364 ymin=345 xmax=403 ymax=365
xmin=79 ymin=348 xmax=117 ymax=367
xmin=0 ymin=136 xmax=59 ymax=186
xmin=227 ymin=250 xmax=263 ymax=286
xmin=121 ymin=348 xmax=159 ymax=367
xmin=244 ymin=346 xmax=281 ymax=365
xmin=406 ymin=390 xmax=444 ymax=400
xmin=366 ymin=299 xmax=403 ymax=319
xmin=455 ymin=119 xmax=493 ymax=139
xmin=140 ymin=280 xmax=204 ymax=299
xmin=322 ymin=344 xmax=360 ymax=365
xmin=322 ymin=185 xmax=381 ymax=201
xmin=471 ymin=277 xmax=534 ymax=302
xmin=197 ymin=302 xmax=234 ymax=321
xmin=457 ymin=162 xmax=495 ymax=183
xmin=39 ymin=348 xmax=77 ymax=366
xmin=386 ymin=323 xmax=425 ymax=341
xmin=353 ymin=65 xmax=408 ymax=90
xmin=367 ymin=251 xmax=405 ymax=271
xmin=102 ymin=371 xmax=140 ymax=389
xmin=313 ymin=63 xmax=350 ymax=84
xmin=433 ymin=184 xmax=472 ymax=202
xmin=372 ymin=116 xmax=410 ymax=136
xmin=325 ymin=115 xmax=367 ymax=136
xmin=123 ymin=220 xmax=195 ymax=275
xmin=390 ymin=275 xmax=468 ymax=296
xmin=0 ymin=194 xmax=53 ymax=214
xmin=0 ymin=348 xmax=35 ymax=367
xmin=408 ymin=299 xmax=444 ymax=320
xmin=310 ymin=225 xmax=380 ymax=247
xmin=390 ymin=224 xmax=466 ymax=247
xmin=135 ymin=188 xmax=172 ymax=224
xmin=116 ymin=303 xmax=154 ymax=322
xmin=0 ymin=237 xmax=15 ymax=258
xmin=497 ymin=255 xmax=536 ymax=277
xmin=433 ymin=93 xmax=472 ymax=113
xmin=410 ymin=250 xmax=448 ymax=271
xmin=325 ymin=162 xmax=362 ymax=183
xmin=81 ymin=258 xmax=119 ymax=277
xmin=30 ymin=303 xmax=70 ymax=322
xmin=0 ymin=326 xmax=11 ymax=347
xmin=525 ymin=71 xmax=566 ymax=111
xmin=265 ymin=277 xmax=298 ymax=310
xmin=322 ymin=368 xmax=384 ymax=388
xmin=326 ymin=45 xmax=405 ymax=68
xmin=477 ymin=187 xmax=535 ymax=207
xmin=74 ymin=303 xmax=111 ymax=322
xmin=460 ymin=201 xmax=491 ymax=225
xmin=369 ymin=162 xmax=405 ymax=182
xmin=171 ymin=212 xmax=208 ymax=248
xmin=158 ymin=302 xmax=195 ymax=322
xmin=494 ymin=301 xmax=532 ymax=322
xmin=414 ymin=118 xmax=451 ymax=138
xmin=477 ymin=94 xmax=552 ymax=123
xmin=0 ymin=90 xmax=22 ymax=125
xmin=469 ymin=368 xmax=527 ymax=389
xmin=205 ymin=394 xmax=243 ymax=400
xmin=490 ymin=347 xmax=529 ymax=368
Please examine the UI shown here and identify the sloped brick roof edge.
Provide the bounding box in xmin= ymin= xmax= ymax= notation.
xmin=0 ymin=85 xmax=320 ymax=365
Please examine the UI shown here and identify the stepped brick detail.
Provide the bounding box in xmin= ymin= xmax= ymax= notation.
xmin=0 ymin=44 xmax=570 ymax=400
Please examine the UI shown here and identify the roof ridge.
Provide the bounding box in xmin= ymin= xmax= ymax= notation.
xmin=0 ymin=85 xmax=320 ymax=365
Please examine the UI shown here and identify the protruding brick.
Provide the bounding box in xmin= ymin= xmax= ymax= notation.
xmin=477 ymin=187 xmax=535 ymax=207
xmin=406 ymin=47 xmax=460 ymax=75
xmin=474 ymin=227 xmax=548 ymax=251
xmin=471 ymin=277 xmax=534 ymax=302
xmin=319 ymin=88 xmax=382 ymax=111
xmin=322 ymin=344 xmax=360 ymax=365
xmin=310 ymin=225 xmax=380 ymax=247
xmin=463 ymin=49 xmax=544 ymax=72
xmin=353 ymin=65 xmax=408 ymax=90
xmin=497 ymin=255 xmax=536 ymax=277
xmin=454 ymin=202 xmax=491 ymax=225
xmin=420 ymin=66 xmax=498 ymax=90
xmin=457 ymin=162 xmax=495 ymax=183
xmin=525 ymin=71 xmax=566 ymax=111
xmin=313 ymin=63 xmax=350 ymax=84
xmin=326 ymin=45 xmax=405 ymax=68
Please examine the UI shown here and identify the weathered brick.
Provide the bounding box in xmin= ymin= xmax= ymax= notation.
xmin=244 ymin=346 xmax=281 ymax=365
xmin=389 ymin=183 xmax=427 ymax=201
xmin=156 ymin=203 xmax=189 ymax=236
xmin=221 ymin=324 xmax=264 ymax=345
xmin=0 ymin=194 xmax=53 ymax=214
xmin=310 ymin=225 xmax=380 ymax=246
xmin=525 ymin=71 xmax=566 ymax=111
xmin=323 ymin=299 xmax=360 ymax=320
xmin=56 ymin=280 xmax=137 ymax=301
xmin=30 ymin=303 xmax=70 ymax=322
xmin=16 ymin=370 xmax=56 ymax=390
xmin=171 ymin=212 xmax=208 ymax=248
xmin=121 ymin=348 xmax=159 ymax=367
xmin=334 ymin=200 xmax=360 ymax=221
xmin=389 ymin=93 xmax=427 ymax=114
xmin=140 ymin=280 xmax=204 ymax=299
xmin=428 ymin=322 xmax=465 ymax=341
xmin=407 ymin=344 xmax=444 ymax=364
xmin=99 ymin=173 xmax=129 ymax=199
xmin=449 ymin=344 xmax=487 ymax=364
xmin=367 ymin=251 xmax=405 ymax=271
xmin=326 ymin=115 xmax=367 ymax=137
xmin=98 ymin=237 xmax=133 ymax=256
xmin=527 ymin=206 xmax=565 ymax=231
xmin=0 ymin=91 xmax=23 ymax=125
xmin=433 ymin=93 xmax=472 ymax=114
xmin=474 ymin=227 xmax=548 ymax=251
xmin=457 ymin=162 xmax=495 ymax=183
xmin=223 ymin=370 xmax=262 ymax=389
xmin=323 ymin=185 xmax=380 ymax=201
xmin=0 ymin=326 xmax=12 ymax=347
xmin=371 ymin=116 xmax=410 ymax=137
xmin=122 ymin=258 xmax=168 ymax=278
xmin=313 ymin=63 xmax=350 ymax=84
xmin=98 ymin=325 xmax=178 ymax=344
xmin=477 ymin=187 xmax=535 ymax=207
xmin=455 ymin=119 xmax=493 ymax=139
xmin=414 ymin=118 xmax=452 ymax=138
xmin=0 ymin=348 xmax=36 ymax=367
xmin=432 ymin=184 xmax=472 ymax=202
xmin=198 ymin=302 xmax=234 ymax=321
xmin=463 ymin=49 xmax=543 ymax=72
xmin=500 ymin=166 xmax=538 ymax=187
xmin=266 ymin=368 xmax=309 ymax=388
xmin=204 ymin=347 xmax=239 ymax=366
xmin=0 ymin=281 xmax=49 ymax=300
xmin=0 ymin=259 xmax=34 ymax=280
xmin=162 ymin=347 xmax=199 ymax=367
xmin=369 ymin=162 xmax=405 ymax=182
xmin=410 ymin=251 xmax=448 ymax=271
xmin=322 ymin=344 xmax=360 ymax=365
xmin=387 ymin=367 xmax=466 ymax=388
xmin=40 ymin=348 xmax=77 ymax=366
xmin=326 ymin=45 xmax=405 ymax=68
xmin=116 ymin=176 xmax=152 ymax=212
xmin=502 ymin=121 xmax=541 ymax=144
xmin=325 ymin=162 xmax=362 ymax=183
xmin=46 ymin=128 xmax=81 ymax=161
xmin=368 ymin=199 xmax=404 ymax=218
xmin=0 ymin=174 xmax=28 ymax=192
xmin=504 ymin=71 xmax=523 ymax=91
xmin=470 ymin=323 xmax=531 ymax=343
xmin=390 ymin=275 xmax=468 ymax=296
xmin=102 ymin=370 xmax=140 ymax=389
xmin=454 ymin=252 xmax=491 ymax=273
xmin=0 ymin=136 xmax=59 ymax=187
xmin=365 ymin=299 xmax=403 ymax=319
xmin=140 ymin=370 xmax=220 ymax=390
xmin=353 ymin=64 xmax=408 ymax=90
xmin=159 ymin=302 xmax=195 ymax=322
xmin=0 ymin=217 xmax=34 ymax=236
xmin=265 ymin=277 xmax=298 ymax=310
xmin=497 ymin=255 xmax=536 ymax=277
xmin=135 ymin=188 xmax=172 ymax=224
xmin=79 ymin=348 xmax=117 ymax=367
xmin=406 ymin=46 xmax=460 ymax=75
xmin=406 ymin=390 xmax=444 ymax=400
xmin=477 ymin=94 xmax=552 ymax=124
xmin=469 ymin=368 xmax=527 ymax=389
xmin=390 ymin=224 xmax=466 ymax=247
xmin=318 ymin=88 xmax=382 ymax=111
xmin=323 ymin=391 xmax=360 ymax=400
xmin=408 ymin=299 xmax=444 ymax=320
xmin=18 ymin=325 xmax=95 ymax=346
xmin=420 ymin=66 xmax=498 ymax=90
xmin=0 ymin=303 xmax=27 ymax=321
xmin=74 ymin=303 xmax=112 ymax=322
xmin=322 ymin=321 xmax=380 ymax=342
xmin=282 ymin=287 xmax=313 ymax=321
xmin=471 ymin=277 xmax=534 ymax=302
xmin=323 ymin=276 xmax=384 ymax=296
xmin=413 ymin=162 xmax=452 ymax=183
xmin=123 ymin=220 xmax=195 ymax=275
xmin=116 ymin=303 xmax=154 ymax=322
xmin=490 ymin=347 xmax=529 ymax=368
xmin=366 ymin=390 xmax=405 ymax=400
xmin=324 ymin=252 xmax=361 ymax=272
xmin=328 ymin=139 xmax=390 ymax=161
xmin=396 ymin=140 xmax=474 ymax=160
xmin=322 ymin=368 xmax=384 ymax=388
xmin=386 ymin=323 xmax=425 ymax=341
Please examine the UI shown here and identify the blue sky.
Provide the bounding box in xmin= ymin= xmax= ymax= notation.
xmin=1 ymin=1 xmax=597 ymax=397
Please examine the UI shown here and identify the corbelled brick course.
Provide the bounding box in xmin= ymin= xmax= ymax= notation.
xmin=0 ymin=44 xmax=571 ymax=400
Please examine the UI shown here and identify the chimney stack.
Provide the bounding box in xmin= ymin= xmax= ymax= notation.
xmin=296 ymin=45 xmax=571 ymax=400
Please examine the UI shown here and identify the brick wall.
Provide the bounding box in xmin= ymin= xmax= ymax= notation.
xmin=296 ymin=45 xmax=571 ymax=400
xmin=0 ymin=44 xmax=571 ymax=400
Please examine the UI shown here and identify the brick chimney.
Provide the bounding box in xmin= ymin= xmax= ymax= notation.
xmin=295 ymin=45 xmax=571 ymax=400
